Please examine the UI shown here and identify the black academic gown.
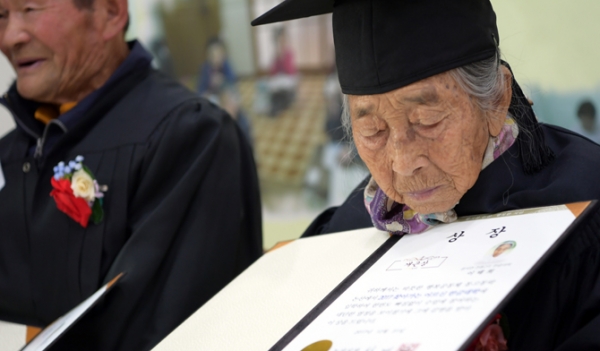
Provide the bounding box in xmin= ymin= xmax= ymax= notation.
xmin=0 ymin=65 xmax=262 ymax=349
xmin=303 ymin=124 xmax=600 ymax=350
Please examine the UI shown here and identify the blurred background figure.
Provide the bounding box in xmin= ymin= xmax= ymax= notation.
xmin=255 ymin=27 xmax=299 ymax=117
xmin=197 ymin=37 xmax=237 ymax=97
xmin=270 ymin=27 xmax=297 ymax=76
xmin=197 ymin=37 xmax=253 ymax=146
xmin=268 ymin=27 xmax=298 ymax=117
xmin=573 ymin=100 xmax=600 ymax=144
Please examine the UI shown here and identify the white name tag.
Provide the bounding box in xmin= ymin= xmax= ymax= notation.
xmin=0 ymin=161 xmax=5 ymax=191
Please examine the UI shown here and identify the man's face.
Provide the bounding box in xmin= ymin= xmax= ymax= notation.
xmin=0 ymin=0 xmax=106 ymax=103
xmin=350 ymin=72 xmax=504 ymax=214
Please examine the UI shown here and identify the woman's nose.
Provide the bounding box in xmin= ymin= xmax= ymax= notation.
xmin=390 ymin=128 xmax=429 ymax=176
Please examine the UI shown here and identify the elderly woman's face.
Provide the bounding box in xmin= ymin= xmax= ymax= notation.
xmin=350 ymin=72 xmax=506 ymax=214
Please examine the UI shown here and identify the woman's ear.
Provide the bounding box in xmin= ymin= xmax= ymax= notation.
xmin=487 ymin=65 xmax=513 ymax=137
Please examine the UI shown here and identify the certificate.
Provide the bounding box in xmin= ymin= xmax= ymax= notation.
xmin=271 ymin=203 xmax=594 ymax=351
xmin=21 ymin=273 xmax=124 ymax=351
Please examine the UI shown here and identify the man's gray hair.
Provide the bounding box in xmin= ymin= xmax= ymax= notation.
xmin=71 ymin=0 xmax=130 ymax=33
xmin=341 ymin=49 xmax=509 ymax=139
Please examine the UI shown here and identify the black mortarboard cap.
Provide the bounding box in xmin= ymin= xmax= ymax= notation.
xmin=253 ymin=0 xmax=499 ymax=95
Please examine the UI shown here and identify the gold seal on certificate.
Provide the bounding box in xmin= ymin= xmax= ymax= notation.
xmin=301 ymin=340 xmax=332 ymax=351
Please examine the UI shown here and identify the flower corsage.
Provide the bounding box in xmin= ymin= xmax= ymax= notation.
xmin=50 ymin=156 xmax=106 ymax=228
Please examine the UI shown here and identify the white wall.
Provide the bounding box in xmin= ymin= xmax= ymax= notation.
xmin=219 ymin=0 xmax=256 ymax=76
xmin=492 ymin=0 xmax=600 ymax=93
xmin=127 ymin=0 xmax=171 ymax=46
xmin=491 ymin=0 xmax=600 ymax=128
xmin=0 ymin=54 xmax=15 ymax=137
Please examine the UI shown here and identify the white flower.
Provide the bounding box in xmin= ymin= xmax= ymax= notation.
xmin=385 ymin=222 xmax=404 ymax=233
xmin=71 ymin=169 xmax=96 ymax=203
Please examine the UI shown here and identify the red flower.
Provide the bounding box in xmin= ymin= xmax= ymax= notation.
xmin=475 ymin=324 xmax=508 ymax=351
xmin=466 ymin=314 xmax=508 ymax=351
xmin=50 ymin=177 xmax=92 ymax=228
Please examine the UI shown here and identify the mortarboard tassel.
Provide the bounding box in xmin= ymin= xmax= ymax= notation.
xmin=502 ymin=61 xmax=555 ymax=174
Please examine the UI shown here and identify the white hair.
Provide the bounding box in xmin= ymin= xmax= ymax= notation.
xmin=340 ymin=50 xmax=511 ymax=140
xmin=448 ymin=50 xmax=509 ymax=115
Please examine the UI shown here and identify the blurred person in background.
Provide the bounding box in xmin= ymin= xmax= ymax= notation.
xmin=0 ymin=0 xmax=262 ymax=350
xmin=197 ymin=37 xmax=237 ymax=98
xmin=197 ymin=37 xmax=253 ymax=146
xmin=270 ymin=27 xmax=297 ymax=77
xmin=257 ymin=27 xmax=298 ymax=117
xmin=573 ymin=100 xmax=600 ymax=144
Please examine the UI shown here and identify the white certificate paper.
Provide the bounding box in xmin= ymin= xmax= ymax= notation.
xmin=21 ymin=273 xmax=124 ymax=351
xmin=277 ymin=205 xmax=587 ymax=351
xmin=0 ymin=161 xmax=5 ymax=191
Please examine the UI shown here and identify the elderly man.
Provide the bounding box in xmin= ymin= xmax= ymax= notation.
xmin=254 ymin=0 xmax=600 ymax=350
xmin=0 ymin=0 xmax=262 ymax=350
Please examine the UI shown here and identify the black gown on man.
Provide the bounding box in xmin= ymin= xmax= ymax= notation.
xmin=0 ymin=42 xmax=262 ymax=351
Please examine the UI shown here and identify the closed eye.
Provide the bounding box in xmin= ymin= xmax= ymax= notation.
xmin=415 ymin=115 xmax=446 ymax=137
xmin=419 ymin=119 xmax=442 ymax=129
xmin=359 ymin=128 xmax=385 ymax=137
xmin=357 ymin=128 xmax=388 ymax=150
xmin=354 ymin=115 xmax=388 ymax=137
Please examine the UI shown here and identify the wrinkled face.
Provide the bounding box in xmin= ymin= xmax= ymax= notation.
xmin=350 ymin=72 xmax=504 ymax=214
xmin=0 ymin=0 xmax=106 ymax=103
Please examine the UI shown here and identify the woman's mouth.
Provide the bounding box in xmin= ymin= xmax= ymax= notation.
xmin=405 ymin=186 xmax=442 ymax=201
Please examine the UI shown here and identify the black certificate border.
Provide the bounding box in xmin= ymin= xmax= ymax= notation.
xmin=458 ymin=200 xmax=600 ymax=351
xmin=269 ymin=201 xmax=599 ymax=351
xmin=269 ymin=234 xmax=402 ymax=351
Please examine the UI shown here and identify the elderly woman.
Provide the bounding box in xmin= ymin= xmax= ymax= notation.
xmin=254 ymin=0 xmax=600 ymax=350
